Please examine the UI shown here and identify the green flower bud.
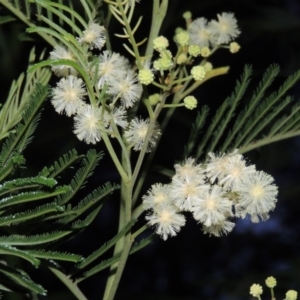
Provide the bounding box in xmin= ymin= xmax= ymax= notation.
xmin=138 ymin=69 xmax=154 ymax=85
xmin=250 ymin=284 xmax=263 ymax=297
xmin=265 ymin=276 xmax=277 ymax=288
xmin=184 ymin=96 xmax=197 ymax=110
xmin=175 ymin=31 xmax=190 ymax=46
xmin=183 ymin=11 xmax=192 ymax=20
xmin=153 ymin=36 xmax=169 ymax=52
xmin=285 ymin=290 xmax=298 ymax=300
xmin=149 ymin=93 xmax=160 ymax=105
xmin=188 ymin=45 xmax=201 ymax=57
xmin=177 ymin=53 xmax=188 ymax=65
xmin=191 ymin=66 xmax=206 ymax=81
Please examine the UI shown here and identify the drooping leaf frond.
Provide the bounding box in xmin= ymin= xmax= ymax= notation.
xmin=220 ymin=64 xmax=280 ymax=152
xmin=130 ymin=233 xmax=157 ymax=255
xmin=72 ymin=182 xmax=118 ymax=213
xmin=0 ymin=83 xmax=49 ymax=167
xmin=0 ymin=48 xmax=51 ymax=142
xmin=77 ymin=253 xmax=121 ymax=283
xmin=76 ymin=232 xmax=156 ymax=283
xmin=188 ymin=65 xmax=300 ymax=159
xmin=55 ymin=150 xmax=103 ymax=205
xmin=76 ymin=219 xmax=136 ymax=270
xmin=53 ymin=183 xmax=118 ymax=227
xmin=183 ymin=105 xmax=209 ymax=158
xmin=40 ymin=149 xmax=82 ymax=178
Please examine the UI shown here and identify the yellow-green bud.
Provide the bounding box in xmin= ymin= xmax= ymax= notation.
xmin=175 ymin=31 xmax=190 ymax=46
xmin=177 ymin=53 xmax=188 ymax=65
xmin=265 ymin=276 xmax=277 ymax=288
xmin=183 ymin=11 xmax=192 ymax=20
xmin=138 ymin=69 xmax=154 ymax=85
xmin=160 ymin=49 xmax=173 ymax=60
xmin=188 ymin=45 xmax=201 ymax=57
xmin=191 ymin=66 xmax=206 ymax=81
xmin=203 ymin=62 xmax=213 ymax=72
xmin=149 ymin=93 xmax=160 ymax=105
xmin=230 ymin=42 xmax=241 ymax=53
xmin=250 ymin=284 xmax=263 ymax=297
xmin=153 ymin=57 xmax=173 ymax=71
xmin=153 ymin=36 xmax=169 ymax=52
xmin=200 ymin=46 xmax=211 ymax=57
xmin=175 ymin=27 xmax=184 ymax=34
xmin=285 ymin=290 xmax=298 ymax=300
xmin=184 ymin=96 xmax=197 ymax=110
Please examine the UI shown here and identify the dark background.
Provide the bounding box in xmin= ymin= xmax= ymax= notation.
xmin=1 ymin=0 xmax=300 ymax=299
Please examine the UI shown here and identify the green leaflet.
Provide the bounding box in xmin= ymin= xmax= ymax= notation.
xmin=0 ymin=245 xmax=40 ymax=267
xmin=0 ymin=202 xmax=64 ymax=226
xmin=0 ymin=264 xmax=47 ymax=295
xmin=0 ymin=83 xmax=49 ymax=166
xmin=41 ymin=148 xmax=82 ymax=178
xmin=55 ymin=149 xmax=104 ymax=205
xmin=183 ymin=105 xmax=209 ymax=158
xmin=0 ymin=176 xmax=57 ymax=197
xmin=26 ymin=250 xmax=83 ymax=263
xmin=0 ymin=185 xmax=70 ymax=210
xmin=0 ymin=231 xmax=72 ymax=246
xmin=76 ymin=233 xmax=156 ymax=283
xmin=77 ymin=219 xmax=137 ymax=270
xmin=185 ymin=65 xmax=300 ymax=159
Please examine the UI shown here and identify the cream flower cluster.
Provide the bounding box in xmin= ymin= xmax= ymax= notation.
xmin=48 ymin=22 xmax=160 ymax=149
xmin=188 ymin=12 xmax=241 ymax=48
xmin=143 ymin=150 xmax=278 ymax=240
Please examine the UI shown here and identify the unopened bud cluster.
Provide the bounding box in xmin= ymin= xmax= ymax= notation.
xmin=250 ymin=276 xmax=297 ymax=300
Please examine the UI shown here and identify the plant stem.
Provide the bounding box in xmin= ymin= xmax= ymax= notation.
xmin=104 ymin=234 xmax=133 ymax=300
xmin=145 ymin=0 xmax=169 ymax=58
xmin=103 ymin=181 xmax=132 ymax=300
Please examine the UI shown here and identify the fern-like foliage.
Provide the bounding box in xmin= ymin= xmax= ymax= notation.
xmin=0 ymin=48 xmax=51 ymax=142
xmin=0 ymin=85 xmax=117 ymax=297
xmin=74 ymin=231 xmax=156 ymax=283
xmin=0 ymin=83 xmax=48 ymax=169
xmin=184 ymin=65 xmax=300 ymax=160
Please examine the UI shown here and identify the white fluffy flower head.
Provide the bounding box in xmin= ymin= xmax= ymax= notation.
xmin=97 ymin=51 xmax=129 ymax=89
xmin=124 ymin=118 xmax=161 ymax=152
xmin=188 ymin=17 xmax=214 ymax=47
xmin=143 ymin=183 xmax=172 ymax=210
xmin=107 ymin=70 xmax=142 ymax=108
xmin=209 ymin=12 xmax=241 ymax=45
xmin=235 ymin=171 xmax=278 ymax=222
xmin=146 ymin=205 xmax=186 ymax=240
xmin=170 ymin=176 xmax=208 ymax=212
xmin=206 ymin=149 xmax=243 ymax=183
xmin=73 ymin=105 xmax=102 ymax=144
xmin=192 ymin=185 xmax=232 ymax=226
xmin=51 ymin=76 xmax=86 ymax=117
xmin=78 ymin=22 xmax=106 ymax=50
xmin=202 ymin=219 xmax=235 ymax=237
xmin=50 ymin=45 xmax=77 ymax=77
